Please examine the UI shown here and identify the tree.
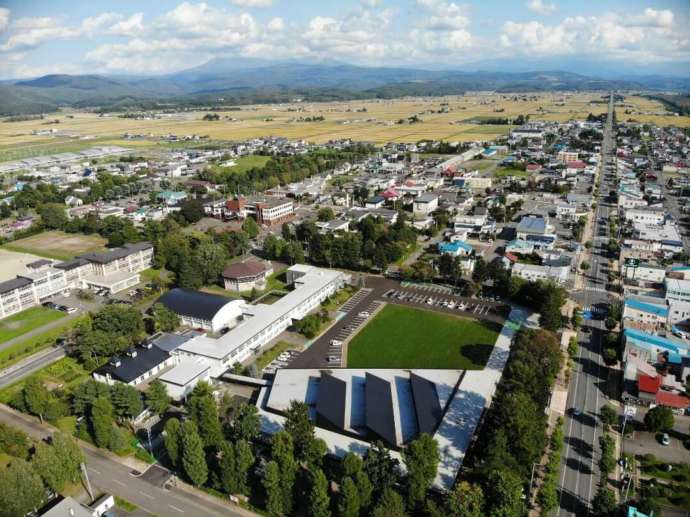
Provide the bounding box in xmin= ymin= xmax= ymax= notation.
xmin=644 ymin=406 xmax=674 ymax=432
xmin=308 ymin=468 xmax=331 ymax=517
xmin=38 ymin=203 xmax=68 ymax=230
xmin=318 ymin=207 xmax=335 ymax=222
xmin=0 ymin=459 xmax=46 ymax=517
xmin=0 ymin=422 xmax=31 ymax=459
xmin=22 ymin=377 xmax=50 ymax=422
xmin=242 ymin=217 xmax=260 ymax=238
xmin=371 ymin=488 xmax=406 ymax=517
xmin=484 ymin=469 xmax=525 ymax=517
xmin=591 ymin=485 xmax=617 ymax=516
xmin=228 ymin=403 xmax=261 ymax=442
xmin=271 ymin=430 xmax=298 ymax=514
xmin=403 ymin=433 xmax=439 ymax=508
xmin=152 ymin=303 xmax=180 ymax=332
xmin=145 ymin=379 xmax=171 ymax=416
xmin=338 ymin=476 xmax=361 ymax=517
xmin=364 ymin=441 xmax=399 ymax=496
xmin=234 ymin=439 xmax=255 ymax=495
xmin=283 ymin=400 xmax=316 ymax=462
xmin=181 ymin=420 xmax=208 ymax=487
xmin=218 ymin=441 xmax=239 ymax=495
xmin=164 ymin=418 xmax=182 ymax=469
xmin=342 ymin=452 xmax=364 ymax=478
xmin=355 ymin=469 xmax=373 ymax=510
xmin=179 ymin=199 xmax=205 ymax=223
xmin=110 ymin=383 xmax=143 ymax=420
xmin=599 ymin=405 xmax=618 ymax=429
xmin=187 ymin=382 xmax=223 ymax=449
xmin=194 ymin=241 xmax=229 ymax=285
xmin=92 ymin=304 xmax=144 ymax=343
xmin=108 ymin=426 xmax=129 ymax=453
xmin=90 ymin=396 xmax=115 ymax=448
xmin=604 ymin=317 xmax=617 ymax=330
xmin=446 ymin=481 xmax=485 ymax=517
xmin=263 ymin=461 xmax=283 ymax=516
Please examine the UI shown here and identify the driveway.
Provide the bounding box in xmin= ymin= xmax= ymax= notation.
xmin=622 ymin=430 xmax=690 ymax=464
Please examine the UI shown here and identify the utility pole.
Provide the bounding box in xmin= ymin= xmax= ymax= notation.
xmin=80 ymin=462 xmax=94 ymax=500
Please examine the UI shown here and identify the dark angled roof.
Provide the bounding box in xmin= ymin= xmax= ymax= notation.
xmin=94 ymin=345 xmax=169 ymax=384
xmin=365 ymin=372 xmax=397 ymax=446
xmin=316 ymin=373 xmax=347 ymax=429
xmin=27 ymin=259 xmax=52 ymax=269
xmin=54 ymin=257 xmax=89 ymax=271
xmin=410 ymin=373 xmax=443 ymax=435
xmin=149 ymin=331 xmax=199 ymax=352
xmin=0 ymin=276 xmax=32 ymax=294
xmin=78 ymin=242 xmax=153 ymax=264
xmin=157 ymin=288 xmax=234 ymax=322
xmin=222 ymin=260 xmax=271 ymax=280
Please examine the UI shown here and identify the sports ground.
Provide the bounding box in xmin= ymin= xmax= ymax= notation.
xmin=2 ymin=231 xmax=107 ymax=261
xmin=346 ymin=304 xmax=499 ymax=369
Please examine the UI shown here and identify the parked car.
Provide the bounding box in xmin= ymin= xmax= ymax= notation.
xmin=660 ymin=433 xmax=671 ymax=446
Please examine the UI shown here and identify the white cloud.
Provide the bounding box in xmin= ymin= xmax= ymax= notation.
xmin=628 ymin=8 xmax=674 ymax=28
xmin=527 ymin=0 xmax=556 ymax=16
xmin=411 ymin=0 xmax=472 ymax=52
xmin=267 ymin=17 xmax=284 ymax=31
xmin=109 ymin=13 xmax=145 ymax=36
xmin=0 ymin=8 xmax=11 ymax=33
xmin=231 ymin=0 xmax=273 ymax=7
xmin=81 ymin=13 xmax=120 ymax=33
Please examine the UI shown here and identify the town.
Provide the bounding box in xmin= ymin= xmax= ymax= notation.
xmin=1 ymin=2 xmax=690 ymax=517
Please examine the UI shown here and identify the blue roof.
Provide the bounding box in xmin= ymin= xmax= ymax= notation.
xmin=628 ymin=507 xmax=651 ymax=517
xmin=625 ymin=299 xmax=668 ymax=317
xmin=506 ymin=239 xmax=533 ymax=249
xmin=624 ymin=328 xmax=689 ymax=355
xmin=670 ymin=266 xmax=690 ymax=271
xmin=525 ymin=234 xmax=556 ymax=243
xmin=438 ymin=241 xmax=473 ymax=254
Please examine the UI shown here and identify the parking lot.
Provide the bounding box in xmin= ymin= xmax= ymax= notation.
xmin=383 ymin=288 xmax=494 ymax=317
xmin=262 ymin=348 xmax=301 ymax=375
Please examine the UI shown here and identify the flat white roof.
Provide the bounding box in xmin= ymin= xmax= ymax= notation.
xmin=178 ymin=266 xmax=347 ymax=360
xmin=159 ymin=359 xmax=210 ymax=386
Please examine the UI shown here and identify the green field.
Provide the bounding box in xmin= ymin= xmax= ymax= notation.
xmin=0 ymin=306 xmax=65 ymax=344
xmin=346 ymin=304 xmax=499 ymax=369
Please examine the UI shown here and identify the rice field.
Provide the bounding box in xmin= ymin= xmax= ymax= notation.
xmin=1 ymin=93 xmax=687 ymax=155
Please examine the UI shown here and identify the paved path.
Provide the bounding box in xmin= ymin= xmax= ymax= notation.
xmin=0 ymin=404 xmax=254 ymax=517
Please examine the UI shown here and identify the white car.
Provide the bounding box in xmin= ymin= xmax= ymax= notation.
xmin=358 ymin=311 xmax=370 ymax=318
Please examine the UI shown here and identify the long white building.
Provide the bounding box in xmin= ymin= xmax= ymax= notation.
xmin=168 ymin=265 xmax=350 ymax=379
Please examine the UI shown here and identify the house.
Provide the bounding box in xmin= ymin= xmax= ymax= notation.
xmin=557 ymin=151 xmax=578 ymax=164
xmin=158 ymin=359 xmax=211 ymax=401
xmin=365 ymin=196 xmax=386 ymax=209
xmin=565 ymin=161 xmax=587 ymax=176
xmin=93 ymin=341 xmax=175 ymax=387
xmin=665 ymin=277 xmax=690 ymax=302
xmin=40 ymin=494 xmax=115 ymax=517
xmin=222 ymin=260 xmax=273 ymax=292
xmin=157 ymin=289 xmax=245 ymax=332
xmin=64 ymin=195 xmax=83 ymax=207
xmin=511 ymin=263 xmax=569 ymax=284
xmin=622 ymin=297 xmax=669 ymax=331
xmin=413 ymin=193 xmax=439 ymax=219
xmin=621 ymin=261 xmax=666 ymax=286
xmin=316 ymin=219 xmax=350 ymax=234
xmin=247 ymin=197 xmax=294 ymax=225
xmin=157 ymin=190 xmax=188 ymax=206
xmin=380 ymin=187 xmax=401 ymax=201
xmin=623 ymin=207 xmax=665 ymax=225
xmin=438 ymin=240 xmax=473 ymax=257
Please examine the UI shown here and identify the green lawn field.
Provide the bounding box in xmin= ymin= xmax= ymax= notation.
xmin=346 ymin=304 xmax=499 ymax=369
xmin=0 ymin=306 xmax=65 ymax=344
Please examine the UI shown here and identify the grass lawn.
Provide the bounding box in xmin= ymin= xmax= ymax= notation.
xmin=0 ymin=356 xmax=89 ymax=404
xmin=203 ymin=269 xmax=288 ymax=300
xmin=322 ymin=285 xmax=358 ymax=312
xmin=255 ymin=341 xmax=298 ymax=371
xmin=0 ymin=315 xmax=86 ymax=370
xmin=347 ymin=304 xmax=499 ymax=369
xmin=493 ymin=167 xmax=530 ymax=178
xmin=0 ymin=306 xmax=65 ymax=344
xmin=3 ymin=231 xmax=107 ymax=260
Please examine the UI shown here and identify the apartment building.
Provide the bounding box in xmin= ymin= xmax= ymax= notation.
xmin=0 ymin=242 xmax=153 ymax=319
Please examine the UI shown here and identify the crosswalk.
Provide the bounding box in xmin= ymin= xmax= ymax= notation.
xmin=582 ymin=286 xmax=607 ymax=293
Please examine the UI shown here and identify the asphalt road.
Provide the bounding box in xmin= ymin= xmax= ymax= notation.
xmin=0 ymin=405 xmax=250 ymax=517
xmin=556 ymin=93 xmax=616 ymax=516
xmin=0 ymin=345 xmax=65 ymax=388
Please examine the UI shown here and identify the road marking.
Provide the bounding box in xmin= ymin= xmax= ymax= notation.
xmin=139 ymin=490 xmax=155 ymax=499
xmin=88 ymin=468 xmax=102 ymax=475
xmin=169 ymin=505 xmax=185 ymax=513
xmin=113 ymin=479 xmax=126 ymax=486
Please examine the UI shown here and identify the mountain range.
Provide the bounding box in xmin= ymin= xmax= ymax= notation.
xmin=2 ymin=58 xmax=690 ymax=116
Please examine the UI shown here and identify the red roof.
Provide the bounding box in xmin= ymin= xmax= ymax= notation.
xmin=638 ymin=374 xmax=661 ymax=394
xmin=381 ymin=188 xmax=400 ymax=199
xmin=504 ymin=252 xmax=518 ymax=263
xmin=566 ymin=160 xmax=587 ymax=169
xmin=526 ymin=164 xmax=541 ymax=171
xmin=655 ymin=390 xmax=690 ymax=409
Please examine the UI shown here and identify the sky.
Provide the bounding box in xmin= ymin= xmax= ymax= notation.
xmin=0 ymin=0 xmax=689 ymax=79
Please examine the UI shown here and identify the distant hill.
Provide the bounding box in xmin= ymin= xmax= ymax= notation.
xmin=1 ymin=60 xmax=687 ymax=116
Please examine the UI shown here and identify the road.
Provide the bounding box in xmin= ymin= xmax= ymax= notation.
xmin=557 ymin=93 xmax=616 ymax=516
xmin=0 ymin=404 xmax=251 ymax=517
xmin=0 ymin=345 xmax=65 ymax=388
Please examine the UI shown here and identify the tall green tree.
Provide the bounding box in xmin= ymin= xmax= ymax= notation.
xmin=228 ymin=403 xmax=260 ymax=442
xmin=145 ymin=379 xmax=171 ymax=416
xmin=151 ymin=303 xmax=181 ymax=332
xmin=371 ymin=488 xmax=406 ymax=517
xmin=355 ymin=469 xmax=373 ymax=511
xmin=235 ymin=439 xmax=255 ymax=496
xmin=446 ymin=481 xmax=485 ymax=517
xmin=402 ymin=433 xmax=439 ymax=509
xmin=92 ymin=304 xmax=144 ymax=343
xmin=90 ymin=396 xmax=115 ymax=448
xmin=32 ymin=433 xmax=84 ymax=493
xmin=591 ymin=485 xmax=617 ymax=516
xmin=364 ymin=441 xmax=399 ymax=497
xmin=38 ymin=203 xmax=68 ymax=230
xmin=218 ymin=441 xmax=239 ymax=495
xmin=0 ymin=459 xmax=46 ymax=517
xmin=308 ymin=468 xmax=331 ymax=517
xmin=181 ymin=420 xmax=208 ymax=487
xmin=283 ymin=400 xmax=316 ymax=462
xmin=484 ymin=469 xmax=525 ymax=517
xmin=338 ymin=476 xmax=361 ymax=517
xmin=262 ymin=461 xmax=283 ymax=516
xmin=22 ymin=378 xmax=51 ymax=422
xmin=164 ymin=418 xmax=182 ymax=468
xmin=644 ymin=406 xmax=674 ymax=432
xmin=110 ymin=383 xmax=143 ymax=420
xmin=342 ymin=452 xmax=363 ymax=478
xmin=188 ymin=386 xmax=223 ymax=449
xmin=242 ymin=217 xmax=260 ymax=238
xmin=271 ymin=430 xmax=298 ymax=514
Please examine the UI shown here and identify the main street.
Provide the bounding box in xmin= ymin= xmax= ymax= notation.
xmin=557 ymin=93 xmax=616 ymax=516
xmin=0 ymin=404 xmax=251 ymax=517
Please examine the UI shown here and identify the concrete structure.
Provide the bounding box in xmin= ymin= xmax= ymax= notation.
xmin=512 ymin=263 xmax=569 ymax=284
xmin=157 ymin=289 xmax=244 ymax=332
xmin=665 ymin=277 xmax=690 ymax=302
xmin=623 ymin=207 xmax=666 ymax=225
xmin=158 ymin=359 xmax=211 ymax=400
xmin=413 ymin=193 xmax=439 ymax=219
xmin=222 ymin=260 xmax=273 ymax=292
xmin=438 ymin=240 xmax=473 ymax=257
xmin=0 ymin=242 xmax=153 ymax=319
